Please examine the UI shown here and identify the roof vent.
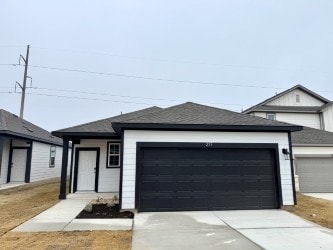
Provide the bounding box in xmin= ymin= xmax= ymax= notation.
xmin=23 ymin=125 xmax=34 ymax=132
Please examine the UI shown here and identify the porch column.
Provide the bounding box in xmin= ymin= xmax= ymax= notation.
xmin=59 ymin=137 xmax=69 ymax=199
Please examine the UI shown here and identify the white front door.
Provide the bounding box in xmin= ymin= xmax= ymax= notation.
xmin=11 ymin=149 xmax=28 ymax=182
xmin=77 ymin=150 xmax=97 ymax=191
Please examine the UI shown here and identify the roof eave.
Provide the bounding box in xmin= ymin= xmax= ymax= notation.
xmin=292 ymin=143 xmax=333 ymax=147
xmin=112 ymin=122 xmax=303 ymax=133
xmin=51 ymin=131 xmax=120 ymax=139
xmin=0 ymin=130 xmax=62 ymax=146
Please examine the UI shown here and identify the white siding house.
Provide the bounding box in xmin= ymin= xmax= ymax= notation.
xmin=244 ymin=85 xmax=333 ymax=193
xmin=0 ymin=109 xmax=64 ymax=186
xmin=54 ymin=103 xmax=300 ymax=212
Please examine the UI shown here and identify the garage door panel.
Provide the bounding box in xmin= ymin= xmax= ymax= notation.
xmin=138 ymin=146 xmax=279 ymax=211
xmin=297 ymin=157 xmax=333 ymax=193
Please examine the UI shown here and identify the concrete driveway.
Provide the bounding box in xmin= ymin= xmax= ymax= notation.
xmin=303 ymin=193 xmax=333 ymax=201
xmin=132 ymin=210 xmax=333 ymax=250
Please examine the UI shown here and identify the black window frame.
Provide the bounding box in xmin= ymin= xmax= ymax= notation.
xmin=106 ymin=142 xmax=120 ymax=168
xmin=49 ymin=145 xmax=56 ymax=168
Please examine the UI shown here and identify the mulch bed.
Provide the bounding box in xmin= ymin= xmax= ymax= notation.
xmin=76 ymin=204 xmax=134 ymax=219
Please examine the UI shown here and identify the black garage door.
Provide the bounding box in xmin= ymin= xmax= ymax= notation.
xmin=136 ymin=143 xmax=280 ymax=212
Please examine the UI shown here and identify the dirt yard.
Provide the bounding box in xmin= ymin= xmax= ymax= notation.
xmin=0 ymin=180 xmax=132 ymax=249
xmin=291 ymin=193 xmax=333 ymax=230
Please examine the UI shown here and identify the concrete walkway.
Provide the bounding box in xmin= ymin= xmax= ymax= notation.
xmin=303 ymin=193 xmax=333 ymax=201
xmin=132 ymin=210 xmax=333 ymax=250
xmin=0 ymin=182 xmax=25 ymax=190
xmin=13 ymin=199 xmax=133 ymax=232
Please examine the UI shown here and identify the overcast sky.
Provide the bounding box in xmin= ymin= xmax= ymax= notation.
xmin=1 ymin=1 xmax=332 ymax=131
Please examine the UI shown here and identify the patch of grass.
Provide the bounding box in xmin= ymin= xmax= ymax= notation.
xmin=290 ymin=193 xmax=333 ymax=230
xmin=0 ymin=180 xmax=132 ymax=249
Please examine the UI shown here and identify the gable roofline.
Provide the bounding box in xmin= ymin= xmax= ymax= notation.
xmin=0 ymin=109 xmax=62 ymax=145
xmin=243 ymin=84 xmax=330 ymax=114
xmin=111 ymin=102 xmax=303 ymax=133
xmin=52 ymin=106 xmax=162 ymax=138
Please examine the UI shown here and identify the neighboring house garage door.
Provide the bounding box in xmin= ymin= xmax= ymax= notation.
xmin=296 ymin=157 xmax=333 ymax=193
xmin=136 ymin=143 xmax=280 ymax=212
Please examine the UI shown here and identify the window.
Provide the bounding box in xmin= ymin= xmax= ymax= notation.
xmin=107 ymin=143 xmax=120 ymax=168
xmin=296 ymin=94 xmax=300 ymax=103
xmin=266 ymin=113 xmax=276 ymax=120
xmin=49 ymin=146 xmax=56 ymax=168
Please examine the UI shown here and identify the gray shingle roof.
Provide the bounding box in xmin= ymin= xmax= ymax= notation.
xmin=291 ymin=126 xmax=333 ymax=145
xmin=0 ymin=109 xmax=62 ymax=145
xmin=245 ymin=105 xmax=322 ymax=113
xmin=52 ymin=106 xmax=162 ymax=136
xmin=117 ymin=102 xmax=302 ymax=128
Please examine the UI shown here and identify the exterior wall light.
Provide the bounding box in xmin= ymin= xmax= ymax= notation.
xmin=282 ymin=148 xmax=290 ymax=160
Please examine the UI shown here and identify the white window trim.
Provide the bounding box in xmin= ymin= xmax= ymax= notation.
xmin=266 ymin=113 xmax=276 ymax=120
xmin=107 ymin=142 xmax=120 ymax=168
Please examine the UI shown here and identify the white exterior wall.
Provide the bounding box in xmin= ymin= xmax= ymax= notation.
xmin=72 ymin=139 xmax=120 ymax=193
xmin=275 ymin=113 xmax=321 ymax=129
xmin=252 ymin=112 xmax=266 ymax=118
xmin=251 ymin=112 xmax=321 ymax=129
xmin=322 ymin=105 xmax=333 ymax=132
xmin=122 ymin=130 xmax=294 ymax=209
xmin=30 ymin=141 xmax=63 ymax=182
xmin=0 ymin=138 xmax=10 ymax=184
xmin=267 ymin=89 xmax=325 ymax=106
xmin=293 ymin=146 xmax=333 ymax=156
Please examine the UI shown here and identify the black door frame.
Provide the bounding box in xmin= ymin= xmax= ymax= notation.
xmin=135 ymin=142 xmax=282 ymax=211
xmin=7 ymin=143 xmax=32 ymax=183
xmin=73 ymin=147 xmax=100 ymax=193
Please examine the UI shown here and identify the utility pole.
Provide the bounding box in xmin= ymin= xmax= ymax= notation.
xmin=16 ymin=45 xmax=31 ymax=118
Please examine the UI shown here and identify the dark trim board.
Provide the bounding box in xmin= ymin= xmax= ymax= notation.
xmin=0 ymin=136 xmax=4 ymax=177
xmin=288 ymin=132 xmax=297 ymax=205
xmin=135 ymin=142 xmax=283 ymax=212
xmin=112 ymin=123 xmax=302 ymax=134
xmin=73 ymin=147 xmax=100 ymax=193
xmin=119 ymin=130 xmax=124 ymax=209
xmin=0 ymin=132 xmax=62 ymax=146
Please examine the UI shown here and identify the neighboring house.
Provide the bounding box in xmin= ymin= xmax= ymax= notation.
xmin=53 ymin=102 xmax=301 ymax=212
xmin=243 ymin=84 xmax=333 ymax=131
xmin=0 ymin=109 xmax=64 ymax=185
xmin=243 ymin=85 xmax=333 ymax=193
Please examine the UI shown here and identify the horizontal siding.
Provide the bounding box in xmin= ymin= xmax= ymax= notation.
xmin=267 ymin=89 xmax=325 ymax=106
xmin=0 ymin=138 xmax=10 ymax=184
xmin=122 ymin=130 xmax=294 ymax=209
xmin=276 ymin=113 xmax=321 ymax=129
xmin=293 ymin=146 xmax=333 ymax=156
xmin=30 ymin=142 xmax=63 ymax=182
xmin=72 ymin=139 xmax=120 ymax=193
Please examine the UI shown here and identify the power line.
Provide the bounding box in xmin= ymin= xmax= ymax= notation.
xmin=26 ymin=92 xmax=167 ymax=106
xmin=29 ymin=86 xmax=248 ymax=106
xmin=30 ymin=46 xmax=330 ymax=75
xmin=0 ymin=45 xmax=25 ymax=48
xmin=2 ymin=61 xmax=332 ymax=93
xmin=0 ymin=63 xmax=20 ymax=66
xmin=29 ymin=64 xmax=288 ymax=90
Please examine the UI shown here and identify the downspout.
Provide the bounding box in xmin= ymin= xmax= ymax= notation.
xmin=288 ymin=132 xmax=297 ymax=205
